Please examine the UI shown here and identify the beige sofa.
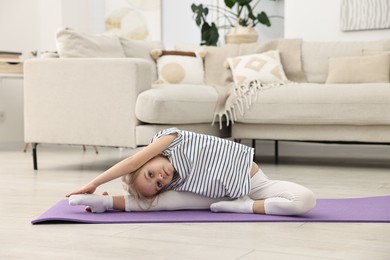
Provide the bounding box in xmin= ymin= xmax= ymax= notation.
xmin=230 ymin=41 xmax=390 ymax=147
xmin=24 ymin=28 xmax=390 ymax=169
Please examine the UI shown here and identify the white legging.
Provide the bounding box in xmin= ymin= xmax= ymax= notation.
xmin=249 ymin=169 xmax=316 ymax=215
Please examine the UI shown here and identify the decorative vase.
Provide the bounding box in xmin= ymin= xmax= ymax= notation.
xmin=225 ymin=25 xmax=259 ymax=44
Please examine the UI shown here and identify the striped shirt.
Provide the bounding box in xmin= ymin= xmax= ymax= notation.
xmin=150 ymin=128 xmax=254 ymax=199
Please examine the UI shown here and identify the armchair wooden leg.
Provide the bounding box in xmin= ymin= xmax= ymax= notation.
xmin=82 ymin=145 xmax=99 ymax=154
xmin=23 ymin=143 xmax=29 ymax=152
xmin=32 ymin=143 xmax=38 ymax=170
xmin=92 ymin=145 xmax=99 ymax=154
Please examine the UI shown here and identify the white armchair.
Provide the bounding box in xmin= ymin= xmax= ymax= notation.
xmin=24 ymin=58 xmax=152 ymax=169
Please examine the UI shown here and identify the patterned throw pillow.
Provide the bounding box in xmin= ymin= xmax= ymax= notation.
xmin=150 ymin=50 xmax=206 ymax=84
xmin=227 ymin=50 xmax=288 ymax=86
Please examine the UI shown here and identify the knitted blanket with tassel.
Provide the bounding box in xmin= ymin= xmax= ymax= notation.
xmin=212 ymin=81 xmax=289 ymax=129
xmin=211 ymin=38 xmax=306 ymax=129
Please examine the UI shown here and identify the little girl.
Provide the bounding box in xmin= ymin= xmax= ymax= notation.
xmin=67 ymin=128 xmax=316 ymax=215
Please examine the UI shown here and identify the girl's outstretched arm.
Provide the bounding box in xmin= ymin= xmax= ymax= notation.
xmin=66 ymin=133 xmax=177 ymax=197
xmin=69 ymin=191 xmax=227 ymax=213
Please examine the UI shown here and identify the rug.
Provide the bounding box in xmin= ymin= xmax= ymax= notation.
xmin=31 ymin=196 xmax=390 ymax=224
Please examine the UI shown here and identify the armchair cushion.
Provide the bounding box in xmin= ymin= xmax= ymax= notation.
xmin=56 ymin=28 xmax=125 ymax=58
xmin=119 ymin=37 xmax=163 ymax=81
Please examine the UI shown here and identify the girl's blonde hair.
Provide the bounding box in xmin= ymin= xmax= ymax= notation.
xmin=121 ymin=168 xmax=160 ymax=210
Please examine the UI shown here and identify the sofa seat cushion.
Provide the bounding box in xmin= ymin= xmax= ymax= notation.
xmin=236 ymin=83 xmax=390 ymax=125
xmin=135 ymin=84 xmax=218 ymax=124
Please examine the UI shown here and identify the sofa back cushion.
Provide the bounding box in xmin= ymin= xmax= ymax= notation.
xmin=363 ymin=50 xmax=390 ymax=79
xmin=119 ymin=38 xmax=163 ymax=82
xmin=55 ymin=28 xmax=164 ymax=82
xmin=238 ymin=38 xmax=306 ymax=82
xmin=177 ymin=39 xmax=306 ymax=86
xmin=302 ymin=39 xmax=390 ymax=83
xmin=175 ymin=43 xmax=240 ymax=86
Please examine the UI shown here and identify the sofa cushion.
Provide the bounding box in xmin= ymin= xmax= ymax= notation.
xmin=235 ymin=83 xmax=390 ymax=125
xmin=56 ymin=28 xmax=126 ymax=58
xmin=363 ymin=50 xmax=390 ymax=78
xmin=363 ymin=50 xmax=390 ymax=56
xmin=135 ymin=84 xmax=218 ymax=124
xmin=238 ymin=38 xmax=306 ymax=82
xmin=326 ymin=54 xmax=390 ymax=83
xmin=175 ymin=43 xmax=240 ymax=86
xmin=119 ymin=37 xmax=163 ymax=81
xmin=302 ymin=39 xmax=390 ymax=83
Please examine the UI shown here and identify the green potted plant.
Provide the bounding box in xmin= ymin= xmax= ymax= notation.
xmin=192 ymin=0 xmax=275 ymax=46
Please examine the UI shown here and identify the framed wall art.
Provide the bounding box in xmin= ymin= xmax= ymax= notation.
xmin=340 ymin=0 xmax=390 ymax=31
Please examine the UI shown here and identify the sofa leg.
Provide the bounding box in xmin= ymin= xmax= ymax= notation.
xmin=92 ymin=145 xmax=99 ymax=154
xmin=32 ymin=143 xmax=38 ymax=170
xmin=275 ymin=140 xmax=279 ymax=164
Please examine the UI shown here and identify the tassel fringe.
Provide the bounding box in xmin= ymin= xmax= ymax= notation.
xmin=213 ymin=80 xmax=294 ymax=129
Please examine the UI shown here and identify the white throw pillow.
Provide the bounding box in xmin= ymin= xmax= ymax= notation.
xmin=227 ymin=50 xmax=288 ymax=86
xmin=56 ymin=27 xmax=125 ymax=58
xmin=152 ymin=51 xmax=205 ymax=84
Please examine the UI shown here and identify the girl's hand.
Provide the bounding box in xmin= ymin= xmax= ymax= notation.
xmin=85 ymin=192 xmax=109 ymax=212
xmin=66 ymin=183 xmax=97 ymax=197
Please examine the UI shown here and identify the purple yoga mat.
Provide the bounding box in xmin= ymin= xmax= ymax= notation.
xmin=31 ymin=196 xmax=390 ymax=224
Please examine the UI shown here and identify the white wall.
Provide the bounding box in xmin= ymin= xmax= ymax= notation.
xmin=0 ymin=0 xmax=105 ymax=147
xmin=162 ymin=0 xmax=204 ymax=49
xmin=39 ymin=0 xmax=104 ymax=52
xmin=0 ymin=0 xmax=104 ymax=55
xmin=285 ymin=0 xmax=390 ymax=41
xmin=0 ymin=0 xmax=41 ymax=55
xmin=39 ymin=0 xmax=62 ymax=53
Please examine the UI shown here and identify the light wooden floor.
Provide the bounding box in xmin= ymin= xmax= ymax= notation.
xmin=0 ymin=142 xmax=389 ymax=260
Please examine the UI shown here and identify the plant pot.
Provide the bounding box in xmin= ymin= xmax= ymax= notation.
xmin=225 ymin=25 xmax=258 ymax=44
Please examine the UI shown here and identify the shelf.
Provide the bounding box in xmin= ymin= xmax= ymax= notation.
xmin=0 ymin=61 xmax=23 ymax=75
xmin=0 ymin=73 xmax=23 ymax=78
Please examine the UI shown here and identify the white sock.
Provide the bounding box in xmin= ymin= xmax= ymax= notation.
xmin=69 ymin=194 xmax=113 ymax=213
xmin=210 ymin=196 xmax=254 ymax=214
